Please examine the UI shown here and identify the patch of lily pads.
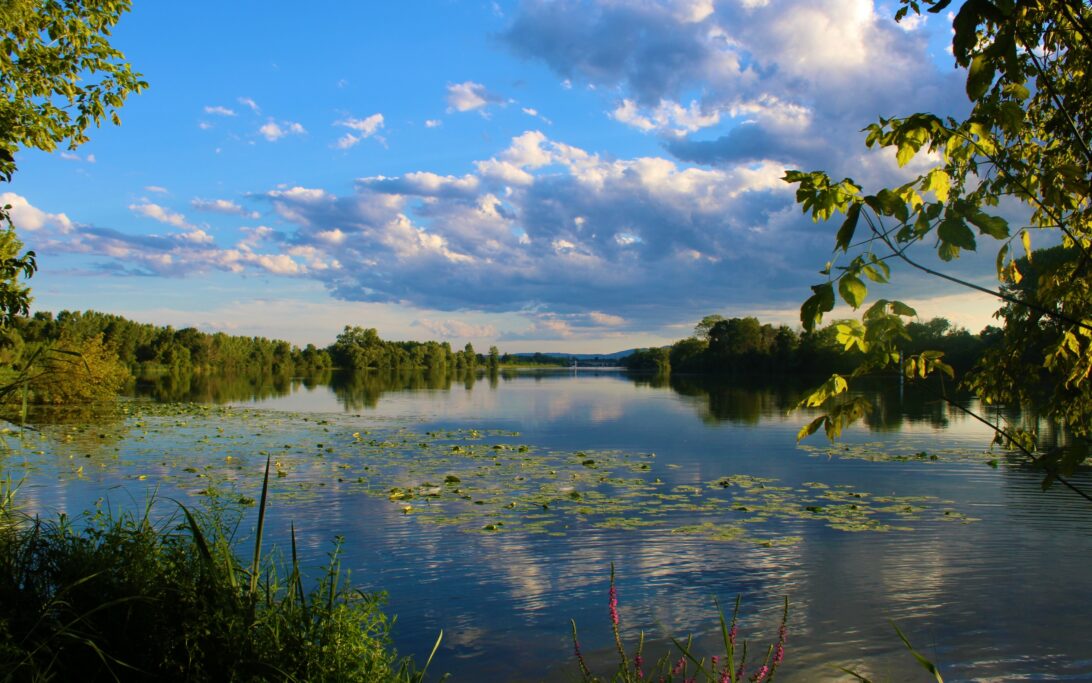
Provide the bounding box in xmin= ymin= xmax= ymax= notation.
xmin=0 ymin=400 xmax=979 ymax=548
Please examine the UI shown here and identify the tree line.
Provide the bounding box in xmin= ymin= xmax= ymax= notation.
xmin=0 ymin=310 xmax=520 ymax=404
xmin=622 ymin=313 xmax=995 ymax=377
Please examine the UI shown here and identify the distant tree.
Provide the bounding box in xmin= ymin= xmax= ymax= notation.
xmin=693 ymin=314 xmax=725 ymax=341
xmin=487 ymin=345 xmax=500 ymax=371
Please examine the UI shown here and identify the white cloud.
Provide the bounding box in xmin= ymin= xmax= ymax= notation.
xmin=589 ymin=311 xmax=625 ymax=326
xmin=145 ymin=186 xmax=169 ymax=194
xmin=237 ymin=97 xmax=261 ymax=113
xmin=59 ymin=151 xmax=96 ymax=163
xmin=0 ymin=193 xmax=74 ymax=233
xmin=334 ymin=113 xmax=384 ymax=149
xmin=446 ymin=81 xmax=507 ymax=113
xmin=259 ymin=119 xmax=306 ymax=142
xmin=129 ymin=202 xmax=191 ymax=229
xmin=204 ymin=105 xmax=236 ymax=116
xmin=191 ymin=198 xmax=260 ymax=219
xmin=338 ymin=113 xmax=384 ymax=135
xmin=413 ymin=319 xmax=499 ymax=340
xmin=425 ymin=119 xmax=442 ymax=128
xmin=611 ymin=98 xmax=721 ymax=135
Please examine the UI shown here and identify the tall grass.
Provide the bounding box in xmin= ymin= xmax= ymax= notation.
xmin=0 ymin=458 xmax=440 ymax=682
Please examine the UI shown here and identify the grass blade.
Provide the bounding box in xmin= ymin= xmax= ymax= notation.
xmin=250 ymin=454 xmax=272 ymax=600
xmin=892 ymin=622 xmax=944 ymax=683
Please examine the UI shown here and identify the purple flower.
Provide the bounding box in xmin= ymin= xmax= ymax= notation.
xmin=609 ymin=583 xmax=619 ymax=626
xmin=672 ymin=656 xmax=686 ymax=676
xmin=773 ymin=642 xmax=784 ymax=666
xmin=729 ymin=624 xmax=737 ymax=646
xmin=752 ymin=664 xmax=769 ymax=682
xmin=635 ymin=653 xmax=644 ymax=679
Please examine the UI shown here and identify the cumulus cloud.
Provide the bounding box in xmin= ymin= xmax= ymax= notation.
xmin=446 ymin=81 xmax=508 ymax=113
xmin=334 ymin=113 xmax=384 ymax=149
xmin=501 ymin=0 xmax=965 ymax=174
xmin=129 ymin=202 xmax=191 ymax=229
xmin=259 ymin=120 xmax=306 ymax=141
xmin=191 ymin=198 xmax=260 ymax=219
xmin=0 ymin=193 xmax=74 ymax=233
xmin=359 ymin=172 xmax=480 ymax=198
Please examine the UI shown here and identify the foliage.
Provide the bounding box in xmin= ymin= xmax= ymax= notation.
xmin=626 ymin=314 xmax=986 ymax=379
xmin=0 ymin=0 xmax=145 ymax=327
xmin=572 ymin=565 xmax=788 ymax=682
xmin=0 ymin=225 xmax=33 ymax=331
xmin=0 ymin=0 xmax=147 ymax=180
xmin=621 ymin=347 xmax=670 ymax=373
xmin=8 ymin=331 xmax=131 ymax=405
xmin=0 ymin=470 xmax=438 ymax=682
xmin=784 ymin=0 xmax=1092 ymax=481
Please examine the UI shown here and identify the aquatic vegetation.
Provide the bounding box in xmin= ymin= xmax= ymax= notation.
xmin=0 ymin=469 xmax=439 ymax=682
xmin=572 ymin=565 xmax=789 ymax=682
xmin=0 ymin=400 xmax=979 ymax=550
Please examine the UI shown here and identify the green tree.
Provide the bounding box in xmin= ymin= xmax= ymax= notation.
xmin=14 ymin=331 xmax=131 ymax=404
xmin=693 ymin=314 xmax=725 ymax=341
xmin=0 ymin=0 xmax=145 ymax=325
xmin=786 ymin=0 xmax=1092 ymax=491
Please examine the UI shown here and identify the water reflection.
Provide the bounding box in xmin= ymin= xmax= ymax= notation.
xmin=10 ymin=370 xmax=1092 ymax=681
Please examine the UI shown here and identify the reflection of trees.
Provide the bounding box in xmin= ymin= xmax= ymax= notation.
xmin=331 ymin=368 xmax=477 ymax=411
xmin=133 ymin=368 xmax=324 ymax=403
xmin=656 ymin=375 xmax=807 ymax=425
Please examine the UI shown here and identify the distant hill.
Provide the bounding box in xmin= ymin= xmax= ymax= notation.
xmin=511 ymin=349 xmax=637 ymax=361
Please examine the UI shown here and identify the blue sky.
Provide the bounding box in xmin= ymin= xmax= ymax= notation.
xmin=7 ymin=0 xmax=1001 ymax=352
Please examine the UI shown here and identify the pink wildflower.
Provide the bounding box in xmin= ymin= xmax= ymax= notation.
xmin=609 ymin=583 xmax=619 ymax=626
xmin=672 ymin=656 xmax=686 ymax=676
xmin=773 ymin=642 xmax=784 ymax=666
xmin=751 ymin=664 xmax=769 ymax=682
xmin=729 ymin=624 xmax=737 ymax=646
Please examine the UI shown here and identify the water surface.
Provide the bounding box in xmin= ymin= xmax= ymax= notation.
xmin=5 ymin=370 xmax=1091 ymax=681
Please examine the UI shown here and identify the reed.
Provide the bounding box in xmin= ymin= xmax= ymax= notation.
xmin=0 ymin=461 xmax=441 ymax=682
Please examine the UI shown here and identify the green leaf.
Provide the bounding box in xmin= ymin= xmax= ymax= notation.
xmin=891 ymin=301 xmax=917 ymax=317
xmin=922 ymin=170 xmax=950 ymax=203
xmin=967 ymin=211 xmax=1008 ymax=239
xmin=836 ymin=203 xmax=861 ymax=253
xmin=966 ymin=54 xmax=995 ymax=99
xmin=937 ymin=216 xmax=976 ymax=251
xmin=801 ymin=283 xmax=835 ymax=330
xmin=839 ymin=275 xmax=867 ymax=309
xmin=797 ymin=416 xmax=827 ymax=442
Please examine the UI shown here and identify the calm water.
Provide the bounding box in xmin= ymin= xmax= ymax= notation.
xmin=6 ymin=370 xmax=1092 ymax=681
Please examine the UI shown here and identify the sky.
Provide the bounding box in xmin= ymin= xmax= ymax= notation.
xmin=6 ymin=0 xmax=1005 ymax=353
